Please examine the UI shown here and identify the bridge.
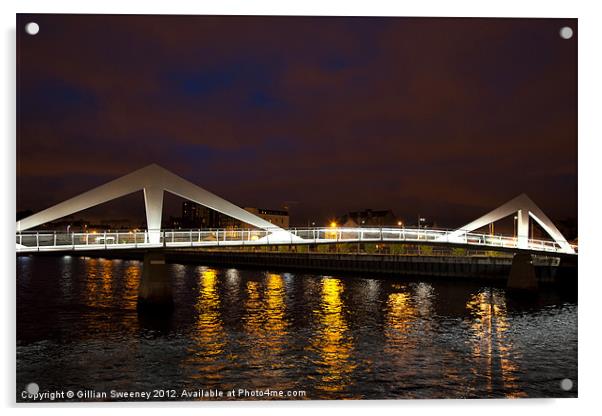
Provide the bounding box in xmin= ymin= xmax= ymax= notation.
xmin=16 ymin=226 xmax=576 ymax=256
xmin=16 ymin=164 xmax=577 ymax=256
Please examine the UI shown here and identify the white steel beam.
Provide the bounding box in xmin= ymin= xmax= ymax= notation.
xmin=143 ymin=186 xmax=164 ymax=244
xmin=440 ymin=193 xmax=574 ymax=254
xmin=517 ymin=208 xmax=529 ymax=250
xmin=16 ymin=164 xmax=288 ymax=239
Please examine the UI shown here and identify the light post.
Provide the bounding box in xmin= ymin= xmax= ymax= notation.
xmin=418 ymin=216 xmax=426 ymax=229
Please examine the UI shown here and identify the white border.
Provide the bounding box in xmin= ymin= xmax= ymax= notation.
xmin=3 ymin=1 xmax=601 ymax=415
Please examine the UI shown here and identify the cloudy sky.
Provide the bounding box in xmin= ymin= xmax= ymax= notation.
xmin=17 ymin=14 xmax=577 ymax=227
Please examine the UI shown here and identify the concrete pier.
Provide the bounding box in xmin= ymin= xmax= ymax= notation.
xmin=507 ymin=252 xmax=538 ymax=291
xmin=137 ymin=251 xmax=173 ymax=313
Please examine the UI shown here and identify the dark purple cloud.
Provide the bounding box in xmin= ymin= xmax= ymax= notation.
xmin=17 ymin=14 xmax=577 ymax=227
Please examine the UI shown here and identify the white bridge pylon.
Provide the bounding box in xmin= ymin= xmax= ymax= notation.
xmin=439 ymin=193 xmax=575 ymax=254
xmin=16 ymin=164 xmax=302 ymax=244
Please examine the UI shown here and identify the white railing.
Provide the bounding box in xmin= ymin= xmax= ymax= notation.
xmin=15 ymin=227 xmax=577 ymax=255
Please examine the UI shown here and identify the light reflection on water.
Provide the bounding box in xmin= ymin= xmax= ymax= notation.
xmin=16 ymin=256 xmax=577 ymax=400
xmin=184 ymin=267 xmax=226 ymax=385
xmin=465 ymin=290 xmax=526 ymax=398
xmin=309 ymin=277 xmax=356 ymax=396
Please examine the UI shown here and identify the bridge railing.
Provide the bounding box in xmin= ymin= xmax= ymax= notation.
xmin=16 ymin=226 xmax=576 ymax=254
xmin=16 ymin=230 xmax=152 ymax=250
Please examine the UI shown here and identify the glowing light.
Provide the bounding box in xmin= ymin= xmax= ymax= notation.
xmin=466 ymin=290 xmax=526 ymax=398
xmin=181 ymin=268 xmax=226 ymax=381
xmin=330 ymin=222 xmax=337 ymax=228
xmin=310 ymin=277 xmax=355 ymax=393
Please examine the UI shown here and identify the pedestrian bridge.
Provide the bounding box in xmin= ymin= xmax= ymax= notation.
xmin=16 ymin=226 xmax=577 ymax=255
xmin=16 ymin=164 xmax=577 ymax=256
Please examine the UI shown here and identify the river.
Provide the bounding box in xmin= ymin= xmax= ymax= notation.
xmin=16 ymin=255 xmax=577 ymax=401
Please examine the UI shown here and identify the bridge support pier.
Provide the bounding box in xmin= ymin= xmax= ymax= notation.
xmin=137 ymin=251 xmax=173 ymax=313
xmin=507 ymin=252 xmax=538 ymax=292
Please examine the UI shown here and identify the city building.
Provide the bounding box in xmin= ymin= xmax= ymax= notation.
xmin=181 ymin=200 xmax=201 ymax=228
xmin=181 ymin=201 xmax=289 ymax=229
xmin=336 ymin=209 xmax=400 ymax=227
xmin=181 ymin=200 xmax=233 ymax=229
xmin=244 ymin=207 xmax=289 ymax=228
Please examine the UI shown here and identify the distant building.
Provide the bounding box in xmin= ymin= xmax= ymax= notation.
xmin=244 ymin=207 xmax=289 ymax=228
xmin=181 ymin=201 xmax=229 ymax=228
xmin=182 ymin=200 xmax=204 ymax=228
xmin=167 ymin=215 xmax=183 ymax=229
xmin=336 ymin=209 xmax=399 ymax=227
xmin=181 ymin=201 xmax=289 ymax=229
xmin=181 ymin=200 xmax=200 ymax=227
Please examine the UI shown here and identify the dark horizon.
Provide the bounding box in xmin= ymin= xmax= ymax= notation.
xmin=17 ymin=14 xmax=577 ymax=229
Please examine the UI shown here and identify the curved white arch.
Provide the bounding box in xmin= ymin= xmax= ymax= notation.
xmin=16 ymin=164 xmax=300 ymax=244
xmin=439 ymin=194 xmax=575 ymax=254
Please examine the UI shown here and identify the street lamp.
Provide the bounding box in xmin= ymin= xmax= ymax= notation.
xmin=418 ymin=216 xmax=426 ymax=229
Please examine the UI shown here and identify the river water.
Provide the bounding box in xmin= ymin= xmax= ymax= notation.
xmin=16 ymin=255 xmax=577 ymax=401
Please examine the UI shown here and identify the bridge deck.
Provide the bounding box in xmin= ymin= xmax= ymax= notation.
xmin=16 ymin=227 xmax=577 ymax=255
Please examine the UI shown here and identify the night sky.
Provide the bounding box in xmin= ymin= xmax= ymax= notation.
xmin=16 ymin=14 xmax=577 ymax=228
